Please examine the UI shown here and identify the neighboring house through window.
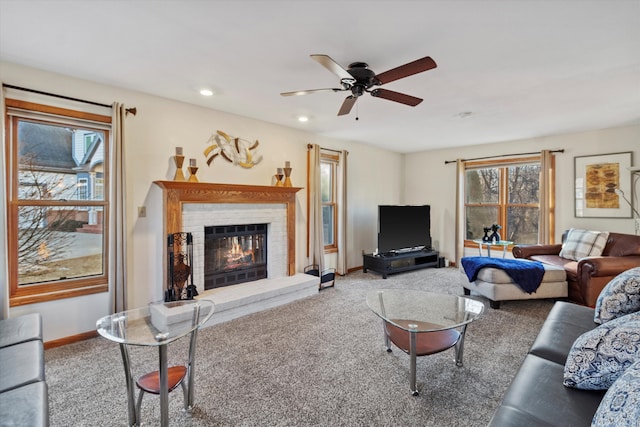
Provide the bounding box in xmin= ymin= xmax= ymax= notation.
xmin=5 ymin=98 xmax=111 ymax=306
xmin=77 ymin=178 xmax=89 ymax=200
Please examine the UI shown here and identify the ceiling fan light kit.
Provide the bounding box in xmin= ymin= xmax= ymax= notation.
xmin=281 ymin=54 xmax=437 ymax=117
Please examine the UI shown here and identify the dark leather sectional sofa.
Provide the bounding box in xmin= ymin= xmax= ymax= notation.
xmin=488 ymin=301 xmax=605 ymax=426
xmin=0 ymin=313 xmax=49 ymax=426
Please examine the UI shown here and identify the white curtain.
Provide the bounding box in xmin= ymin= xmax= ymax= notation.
xmin=0 ymin=83 xmax=8 ymax=319
xmin=539 ymin=149 xmax=554 ymax=244
xmin=110 ymin=103 xmax=128 ymax=312
xmin=336 ymin=150 xmax=348 ymax=275
xmin=307 ymin=145 xmax=325 ymax=279
xmin=454 ymin=159 xmax=466 ymax=267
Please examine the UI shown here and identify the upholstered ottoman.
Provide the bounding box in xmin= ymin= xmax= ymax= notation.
xmin=462 ymin=262 xmax=568 ymax=309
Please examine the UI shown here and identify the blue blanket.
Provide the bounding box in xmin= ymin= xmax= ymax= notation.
xmin=460 ymin=257 xmax=545 ymax=294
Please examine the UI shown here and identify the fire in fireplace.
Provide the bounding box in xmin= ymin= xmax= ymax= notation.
xmin=204 ymin=223 xmax=267 ymax=290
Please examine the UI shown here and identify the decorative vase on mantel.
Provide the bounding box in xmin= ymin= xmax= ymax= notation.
xmin=173 ymin=155 xmax=186 ymax=181
xmin=283 ymin=161 xmax=293 ymax=187
xmin=274 ymin=167 xmax=284 ymax=186
xmin=187 ymin=158 xmax=198 ymax=182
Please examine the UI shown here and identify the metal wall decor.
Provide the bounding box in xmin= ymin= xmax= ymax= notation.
xmin=204 ymin=130 xmax=263 ymax=168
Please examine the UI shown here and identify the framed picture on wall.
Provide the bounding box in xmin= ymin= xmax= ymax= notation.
xmin=575 ymin=151 xmax=633 ymax=218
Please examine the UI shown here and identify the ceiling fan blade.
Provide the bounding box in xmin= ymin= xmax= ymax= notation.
xmin=337 ymin=96 xmax=357 ymax=116
xmin=375 ymin=56 xmax=437 ymax=85
xmin=370 ymin=88 xmax=423 ymax=106
xmin=310 ymin=54 xmax=354 ymax=81
xmin=280 ymin=88 xmax=344 ymax=96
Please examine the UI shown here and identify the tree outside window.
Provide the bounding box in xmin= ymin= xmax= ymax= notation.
xmin=465 ymin=161 xmax=540 ymax=245
xmin=6 ymin=99 xmax=111 ymax=306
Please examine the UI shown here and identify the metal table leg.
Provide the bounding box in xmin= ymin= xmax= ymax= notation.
xmin=116 ymin=316 xmax=139 ymax=427
xmin=378 ymin=292 xmax=392 ymax=353
xmin=409 ymin=324 xmax=418 ymax=396
xmin=118 ymin=343 xmax=138 ymax=427
xmin=185 ymin=306 xmax=201 ymax=410
xmin=381 ymin=320 xmax=392 ymax=352
xmin=455 ymin=324 xmax=469 ymax=367
xmin=159 ymin=344 xmax=169 ymax=427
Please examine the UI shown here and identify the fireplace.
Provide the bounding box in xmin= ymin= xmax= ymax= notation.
xmin=204 ymin=223 xmax=267 ymax=289
xmin=153 ymin=181 xmax=318 ymax=327
xmin=153 ymin=181 xmax=302 ymax=296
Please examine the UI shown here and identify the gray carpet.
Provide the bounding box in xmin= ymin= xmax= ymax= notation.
xmin=44 ymin=267 xmax=555 ymax=426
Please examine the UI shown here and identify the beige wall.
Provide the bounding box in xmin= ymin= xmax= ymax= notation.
xmin=403 ymin=124 xmax=640 ymax=262
xmin=0 ymin=61 xmax=402 ymax=341
xmin=2 ymin=60 xmax=638 ymax=342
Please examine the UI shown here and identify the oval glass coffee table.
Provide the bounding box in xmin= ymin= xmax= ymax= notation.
xmin=366 ymin=289 xmax=484 ymax=396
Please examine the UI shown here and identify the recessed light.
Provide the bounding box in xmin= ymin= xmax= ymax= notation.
xmin=297 ymin=116 xmax=309 ymax=122
xmin=199 ymin=89 xmax=214 ymax=97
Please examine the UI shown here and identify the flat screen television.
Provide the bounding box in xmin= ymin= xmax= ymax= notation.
xmin=377 ymin=205 xmax=432 ymax=254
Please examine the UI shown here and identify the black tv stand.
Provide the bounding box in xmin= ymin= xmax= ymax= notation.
xmin=362 ymin=249 xmax=439 ymax=279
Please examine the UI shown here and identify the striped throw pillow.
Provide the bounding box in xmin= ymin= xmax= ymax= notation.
xmin=559 ymin=229 xmax=610 ymax=261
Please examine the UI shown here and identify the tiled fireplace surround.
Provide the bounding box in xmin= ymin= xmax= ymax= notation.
xmin=154 ymin=181 xmax=319 ymax=326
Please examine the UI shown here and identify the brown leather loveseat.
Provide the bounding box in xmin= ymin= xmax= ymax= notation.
xmin=513 ymin=231 xmax=640 ymax=307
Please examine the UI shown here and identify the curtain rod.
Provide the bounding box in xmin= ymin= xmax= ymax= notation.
xmin=307 ymin=144 xmax=345 ymax=154
xmin=444 ymin=149 xmax=564 ymax=164
xmin=2 ymin=83 xmax=137 ymax=115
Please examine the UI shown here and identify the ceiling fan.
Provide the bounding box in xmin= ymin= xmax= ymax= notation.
xmin=280 ymin=54 xmax=437 ymax=116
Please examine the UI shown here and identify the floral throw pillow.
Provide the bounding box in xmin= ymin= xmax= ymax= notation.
xmin=564 ymin=311 xmax=640 ymax=390
xmin=594 ymin=267 xmax=640 ymax=324
xmin=559 ymin=228 xmax=610 ymax=261
xmin=592 ymin=359 xmax=640 ymax=426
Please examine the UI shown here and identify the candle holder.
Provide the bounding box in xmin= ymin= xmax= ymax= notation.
xmin=173 ymin=155 xmax=186 ymax=181
xmin=188 ymin=166 xmax=199 ymax=182
xmin=274 ymin=172 xmax=284 ymax=187
xmin=283 ymin=167 xmax=293 ymax=187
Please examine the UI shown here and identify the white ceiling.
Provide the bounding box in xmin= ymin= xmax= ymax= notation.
xmin=1 ymin=0 xmax=639 ymax=153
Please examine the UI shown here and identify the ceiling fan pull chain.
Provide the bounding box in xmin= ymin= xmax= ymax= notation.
xmin=355 ymin=100 xmax=359 ymax=121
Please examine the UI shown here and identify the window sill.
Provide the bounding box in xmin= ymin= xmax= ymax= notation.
xmin=10 ymin=283 xmax=108 ymax=307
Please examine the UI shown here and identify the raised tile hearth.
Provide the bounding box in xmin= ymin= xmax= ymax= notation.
xmin=198 ymin=273 xmax=319 ymax=327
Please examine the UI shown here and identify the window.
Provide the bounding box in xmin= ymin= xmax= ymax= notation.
xmin=83 ymin=133 xmax=93 ymax=151
xmin=95 ymin=176 xmax=104 ymax=200
xmin=320 ymin=153 xmax=338 ymax=251
xmin=5 ymin=98 xmax=111 ymax=306
xmin=465 ymin=158 xmax=541 ymax=245
xmin=77 ymin=178 xmax=89 ymax=200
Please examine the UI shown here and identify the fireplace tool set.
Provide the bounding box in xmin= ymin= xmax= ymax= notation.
xmin=166 ymin=232 xmax=198 ymax=302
